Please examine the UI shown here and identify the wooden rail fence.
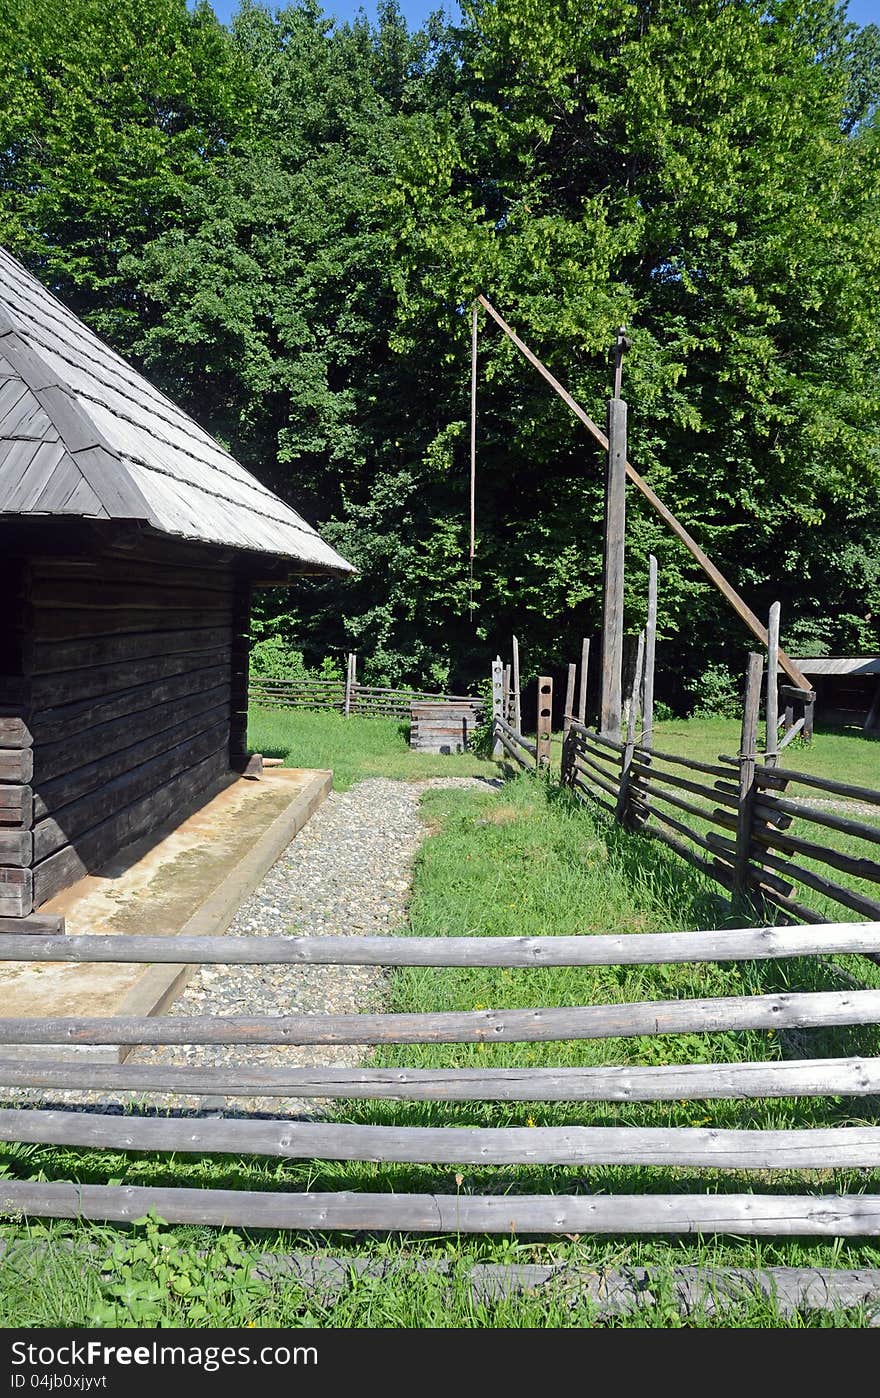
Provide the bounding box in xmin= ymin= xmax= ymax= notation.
xmin=561 ymin=649 xmax=880 ymax=927
xmin=250 ymin=654 xmax=480 ymax=722
xmin=2 ymin=930 xmax=880 ymax=1233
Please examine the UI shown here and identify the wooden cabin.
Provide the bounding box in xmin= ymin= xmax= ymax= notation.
xmin=789 ymin=657 xmax=880 ymax=733
xmin=0 ymin=247 xmax=353 ymax=923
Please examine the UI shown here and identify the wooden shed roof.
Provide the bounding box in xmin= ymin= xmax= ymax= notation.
xmin=789 ymin=657 xmax=880 ymax=677
xmin=0 ymin=247 xmax=353 ymax=573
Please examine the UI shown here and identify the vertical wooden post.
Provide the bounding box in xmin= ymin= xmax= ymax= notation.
xmin=766 ymin=601 xmax=780 ymax=764
xmin=502 ymin=664 xmax=511 ymax=724
xmin=600 ymin=332 xmax=628 ymax=740
xmin=512 ymin=635 xmax=522 ymax=734
xmin=616 ymin=630 xmax=645 ymax=826
xmin=536 ymin=676 xmax=553 ymax=770
xmin=491 ymin=657 xmax=504 ymax=757
xmin=344 ymin=652 xmax=355 ymax=718
xmin=563 ymin=663 xmax=576 ymax=736
xmin=642 ymin=555 xmax=657 ymax=752
xmin=734 ymin=652 xmax=763 ymax=902
xmin=804 ymin=694 xmax=815 ymax=742
xmin=577 ymin=637 xmax=589 ymax=725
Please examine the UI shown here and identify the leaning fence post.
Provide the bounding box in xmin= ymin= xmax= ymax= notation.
xmin=642 ymin=555 xmax=657 ymax=751
xmin=536 ymin=675 xmax=553 ymax=770
xmin=616 ymin=630 xmax=645 ymax=825
xmin=512 ymin=635 xmax=522 ymax=734
xmin=492 ymin=657 xmax=504 ymax=756
xmin=734 ymin=652 xmax=763 ymax=902
xmin=578 ymin=637 xmax=590 ymax=725
xmin=766 ymin=601 xmax=780 ymax=765
xmin=563 ymin=663 xmax=576 ymax=737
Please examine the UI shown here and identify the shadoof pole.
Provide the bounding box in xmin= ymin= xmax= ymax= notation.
xmin=600 ymin=327 xmax=630 ymax=740
xmin=475 ymin=294 xmax=811 ymax=692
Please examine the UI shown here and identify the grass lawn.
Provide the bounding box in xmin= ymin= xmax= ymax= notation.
xmin=2 ymin=762 xmax=879 ymax=1326
xmin=248 ymin=705 xmax=502 ymax=789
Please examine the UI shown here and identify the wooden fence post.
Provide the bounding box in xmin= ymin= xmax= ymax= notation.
xmin=512 ymin=635 xmax=522 ymax=734
xmin=563 ymin=663 xmax=576 ymax=737
xmin=616 ymin=631 xmax=645 ymax=825
xmin=502 ymin=664 xmax=511 ymax=724
xmin=642 ymin=555 xmax=657 ymax=751
xmin=600 ymin=329 xmax=628 ymax=741
xmin=766 ymin=601 xmax=780 ymax=764
xmin=734 ymin=652 xmax=763 ymax=901
xmin=344 ymin=652 xmax=355 ymax=718
xmin=578 ymin=637 xmax=589 ymax=725
xmin=492 ymin=657 xmax=504 ymax=757
xmin=536 ymin=676 xmax=553 ymax=771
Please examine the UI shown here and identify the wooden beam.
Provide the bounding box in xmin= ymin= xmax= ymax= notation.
xmin=476 ymin=296 xmax=810 ymax=690
xmin=0 ymin=1055 xmax=877 ymax=1101
xmin=4 ymin=1182 xmax=880 ymax=1234
xmin=536 ymin=675 xmax=552 ymax=769
xmin=4 ymin=989 xmax=880 ymax=1045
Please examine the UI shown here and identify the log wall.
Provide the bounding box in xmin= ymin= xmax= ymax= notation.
xmin=0 ymin=544 xmax=242 ymax=914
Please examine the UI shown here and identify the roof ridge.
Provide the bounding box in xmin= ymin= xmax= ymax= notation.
xmin=0 ymin=312 xmax=153 ymax=523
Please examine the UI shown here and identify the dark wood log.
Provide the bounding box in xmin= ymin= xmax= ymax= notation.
xmin=4 ymin=1109 xmax=880 ymax=1170
xmin=26 ymin=645 xmax=230 ymax=709
xmin=572 ymin=756 xmax=620 ymax=801
xmin=31 ymin=626 xmax=232 ymax=677
xmin=754 ymin=765 xmax=880 ymax=807
xmin=7 ymin=988 xmax=880 ymax=1046
xmin=4 ymin=1181 xmax=880 ymax=1234
xmin=570 ymin=775 xmax=617 ymax=818
xmin=33 ymin=604 xmax=233 ymax=644
xmin=629 ymin=759 xmax=739 ymax=809
xmin=30 ymin=577 xmax=234 ymax=613
xmin=6 ymin=924 xmax=879 ymax=967
xmin=33 ymin=719 xmax=231 ymax=861
xmin=630 ymin=777 xmax=728 ymax=829
xmin=33 ymin=684 xmax=230 ymax=784
xmin=29 ymin=663 xmax=228 ymax=747
xmin=754 ymin=847 xmax=880 ymax=921
xmin=631 ymin=746 xmax=731 ymax=779
xmin=32 ymin=744 xmax=227 ymax=906
xmin=756 ymin=793 xmax=880 ymax=847
xmin=751 ymin=825 xmax=880 ymax=886
xmin=0 ymin=1054 xmax=876 ymax=1100
xmin=32 ymin=703 xmax=229 ymax=820
xmin=705 ymin=830 xmax=794 ymax=896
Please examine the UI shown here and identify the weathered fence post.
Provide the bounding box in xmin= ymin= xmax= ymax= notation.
xmin=642 ymin=555 xmax=657 ymax=752
xmin=600 ymin=328 xmax=629 ymax=740
xmin=734 ymin=652 xmax=763 ymax=901
xmin=512 ymin=635 xmax=522 ymax=734
xmin=344 ymin=652 xmax=356 ymax=717
xmin=616 ymin=631 xmax=645 ymax=826
xmin=492 ymin=657 xmax=504 ymax=757
xmin=536 ymin=676 xmax=553 ymax=770
xmin=766 ymin=601 xmax=780 ymax=765
xmin=502 ymin=664 xmax=511 ymax=724
xmin=578 ymin=637 xmax=590 ymax=725
xmin=563 ymin=663 xmax=576 ymax=737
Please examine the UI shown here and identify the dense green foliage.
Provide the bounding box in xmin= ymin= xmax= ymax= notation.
xmin=2 ymin=0 xmax=879 ymax=704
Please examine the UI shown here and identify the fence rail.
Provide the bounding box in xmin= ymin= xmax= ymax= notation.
xmin=2 ymin=930 xmax=880 ymax=1234
xmin=562 ymin=699 xmax=880 ymax=928
xmin=250 ymin=676 xmax=481 ymax=720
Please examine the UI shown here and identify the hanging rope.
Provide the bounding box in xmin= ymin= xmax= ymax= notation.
xmin=469 ymin=301 xmax=478 ymax=616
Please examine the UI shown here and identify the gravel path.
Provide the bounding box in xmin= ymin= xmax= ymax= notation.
xmin=5 ymin=776 xmax=498 ymax=1118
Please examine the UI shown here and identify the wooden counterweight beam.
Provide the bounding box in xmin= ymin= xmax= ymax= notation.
xmin=476 ymin=295 xmax=810 ymax=691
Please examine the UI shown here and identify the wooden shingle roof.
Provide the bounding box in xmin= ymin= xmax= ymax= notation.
xmin=0 ymin=246 xmax=353 ymax=573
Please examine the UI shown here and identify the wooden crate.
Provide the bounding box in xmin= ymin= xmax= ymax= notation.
xmin=410 ymin=702 xmax=480 ymax=754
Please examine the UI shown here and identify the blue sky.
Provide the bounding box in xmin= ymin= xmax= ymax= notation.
xmin=202 ymin=0 xmax=878 ymax=28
